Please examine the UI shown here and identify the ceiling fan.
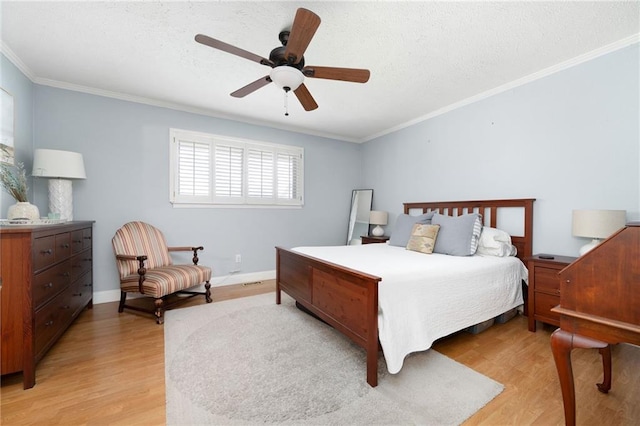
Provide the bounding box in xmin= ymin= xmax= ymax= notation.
xmin=195 ymin=8 xmax=370 ymax=114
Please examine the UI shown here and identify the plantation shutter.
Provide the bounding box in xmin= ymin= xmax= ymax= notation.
xmin=276 ymin=151 xmax=301 ymax=203
xmin=247 ymin=147 xmax=274 ymax=201
xmin=174 ymin=139 xmax=211 ymax=202
xmin=214 ymin=144 xmax=244 ymax=202
xmin=170 ymin=129 xmax=303 ymax=207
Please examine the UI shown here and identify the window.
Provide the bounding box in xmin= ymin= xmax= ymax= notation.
xmin=170 ymin=129 xmax=304 ymax=207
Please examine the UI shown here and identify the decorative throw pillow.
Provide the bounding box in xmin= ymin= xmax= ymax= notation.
xmin=406 ymin=224 xmax=440 ymax=254
xmin=432 ymin=213 xmax=483 ymax=256
xmin=388 ymin=211 xmax=436 ymax=247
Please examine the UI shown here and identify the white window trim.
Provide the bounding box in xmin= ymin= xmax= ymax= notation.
xmin=170 ymin=128 xmax=304 ymax=208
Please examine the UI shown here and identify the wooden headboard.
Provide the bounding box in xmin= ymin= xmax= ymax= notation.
xmin=403 ymin=198 xmax=535 ymax=262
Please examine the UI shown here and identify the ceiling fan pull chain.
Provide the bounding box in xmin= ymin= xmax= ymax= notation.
xmin=284 ymin=88 xmax=290 ymax=116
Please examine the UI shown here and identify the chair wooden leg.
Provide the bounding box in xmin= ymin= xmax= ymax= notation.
xmin=118 ymin=291 xmax=127 ymax=313
xmin=205 ymin=281 xmax=212 ymax=303
xmin=154 ymin=298 xmax=165 ymax=324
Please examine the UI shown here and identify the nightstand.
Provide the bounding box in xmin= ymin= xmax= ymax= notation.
xmin=361 ymin=235 xmax=389 ymax=244
xmin=527 ymin=254 xmax=577 ymax=332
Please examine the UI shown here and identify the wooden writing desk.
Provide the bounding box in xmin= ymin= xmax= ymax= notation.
xmin=550 ymin=222 xmax=640 ymax=426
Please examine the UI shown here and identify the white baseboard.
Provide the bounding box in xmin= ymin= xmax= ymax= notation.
xmin=91 ymin=270 xmax=276 ymax=305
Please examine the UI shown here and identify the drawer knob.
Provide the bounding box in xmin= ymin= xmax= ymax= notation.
xmin=73 ymin=240 xmax=82 ymax=244
xmin=45 ymin=282 xmax=53 ymax=288
xmin=61 ymin=243 xmax=70 ymax=248
xmin=73 ymin=293 xmax=82 ymax=297
xmin=62 ymin=272 xmax=70 ymax=277
xmin=45 ymin=320 xmax=54 ymax=327
xmin=41 ymin=249 xmax=53 ymax=255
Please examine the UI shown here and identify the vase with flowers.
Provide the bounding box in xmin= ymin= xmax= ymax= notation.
xmin=0 ymin=151 xmax=40 ymax=221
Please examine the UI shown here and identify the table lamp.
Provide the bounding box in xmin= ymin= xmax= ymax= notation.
xmin=369 ymin=210 xmax=388 ymax=237
xmin=572 ymin=209 xmax=626 ymax=256
xmin=32 ymin=149 xmax=86 ymax=221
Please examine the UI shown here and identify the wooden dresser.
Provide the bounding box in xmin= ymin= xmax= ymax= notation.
xmin=0 ymin=221 xmax=94 ymax=389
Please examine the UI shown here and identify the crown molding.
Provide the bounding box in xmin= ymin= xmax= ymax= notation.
xmin=2 ymin=32 xmax=637 ymax=145
xmin=360 ymin=34 xmax=640 ymax=143
xmin=32 ymin=77 xmax=358 ymax=143
xmin=0 ymin=41 xmax=37 ymax=81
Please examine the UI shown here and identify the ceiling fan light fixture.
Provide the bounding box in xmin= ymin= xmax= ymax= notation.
xmin=270 ymin=66 xmax=304 ymax=91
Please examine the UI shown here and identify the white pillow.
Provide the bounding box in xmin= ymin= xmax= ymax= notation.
xmin=477 ymin=226 xmax=517 ymax=257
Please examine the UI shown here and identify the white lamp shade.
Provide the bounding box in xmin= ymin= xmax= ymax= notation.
xmin=32 ymin=149 xmax=86 ymax=179
xmin=370 ymin=210 xmax=388 ymax=237
xmin=572 ymin=209 xmax=626 ymax=256
xmin=269 ymin=66 xmax=304 ymax=91
xmin=369 ymin=211 xmax=388 ymax=226
xmin=572 ymin=209 xmax=626 ymax=239
xmin=32 ymin=149 xmax=86 ymax=221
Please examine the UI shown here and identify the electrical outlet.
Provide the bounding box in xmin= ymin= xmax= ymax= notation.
xmin=235 ymin=254 xmax=241 ymax=263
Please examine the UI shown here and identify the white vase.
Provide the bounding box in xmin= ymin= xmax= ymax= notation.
xmin=7 ymin=202 xmax=40 ymax=221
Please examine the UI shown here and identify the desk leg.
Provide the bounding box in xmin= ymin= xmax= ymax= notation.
xmin=597 ymin=345 xmax=612 ymax=393
xmin=550 ymin=329 xmax=610 ymax=426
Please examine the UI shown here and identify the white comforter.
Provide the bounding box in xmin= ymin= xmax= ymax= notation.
xmin=293 ymin=244 xmax=527 ymax=374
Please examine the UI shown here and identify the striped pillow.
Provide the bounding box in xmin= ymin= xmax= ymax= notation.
xmin=432 ymin=213 xmax=483 ymax=256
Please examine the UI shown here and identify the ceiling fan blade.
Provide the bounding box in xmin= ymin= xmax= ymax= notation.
xmin=195 ymin=34 xmax=274 ymax=67
xmin=302 ymin=66 xmax=370 ymax=83
xmin=283 ymin=8 xmax=321 ymax=65
xmin=230 ymin=76 xmax=272 ymax=98
xmin=293 ymin=84 xmax=318 ymax=111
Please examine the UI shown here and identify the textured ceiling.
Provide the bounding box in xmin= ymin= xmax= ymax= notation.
xmin=1 ymin=1 xmax=639 ymax=142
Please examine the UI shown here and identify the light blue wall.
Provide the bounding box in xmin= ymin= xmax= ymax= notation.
xmin=4 ymin=42 xmax=639 ymax=301
xmin=30 ymin=86 xmax=362 ymax=298
xmin=0 ymin=54 xmax=34 ymax=212
xmin=362 ymin=44 xmax=640 ymax=257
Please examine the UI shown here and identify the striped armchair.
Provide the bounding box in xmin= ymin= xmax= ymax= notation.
xmin=112 ymin=221 xmax=212 ymax=324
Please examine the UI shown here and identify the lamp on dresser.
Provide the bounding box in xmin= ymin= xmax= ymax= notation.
xmin=572 ymin=209 xmax=626 ymax=256
xmin=369 ymin=210 xmax=388 ymax=237
xmin=32 ymin=149 xmax=86 ymax=221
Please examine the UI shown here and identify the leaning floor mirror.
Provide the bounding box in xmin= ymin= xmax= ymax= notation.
xmin=346 ymin=189 xmax=373 ymax=245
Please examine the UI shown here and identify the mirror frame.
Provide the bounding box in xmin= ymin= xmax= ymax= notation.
xmin=346 ymin=189 xmax=373 ymax=245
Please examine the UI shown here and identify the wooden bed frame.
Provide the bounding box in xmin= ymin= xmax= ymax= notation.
xmin=275 ymin=198 xmax=535 ymax=387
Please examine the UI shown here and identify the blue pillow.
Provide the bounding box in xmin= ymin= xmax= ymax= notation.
xmin=388 ymin=211 xmax=435 ymax=247
xmin=432 ymin=213 xmax=482 ymax=256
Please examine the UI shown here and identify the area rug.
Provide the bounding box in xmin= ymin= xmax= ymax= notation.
xmin=165 ymin=292 xmax=503 ymax=425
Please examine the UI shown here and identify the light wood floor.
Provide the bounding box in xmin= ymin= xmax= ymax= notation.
xmin=2 ymin=281 xmax=638 ymax=425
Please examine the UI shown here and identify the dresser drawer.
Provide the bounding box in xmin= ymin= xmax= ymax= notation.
xmin=70 ymin=271 xmax=93 ymax=317
xmin=71 ymin=230 xmax=84 ymax=254
xmin=33 ymin=236 xmax=56 ymax=271
xmin=54 ymin=232 xmax=71 ymax=262
xmin=34 ymin=287 xmax=75 ymax=358
xmin=34 ymin=273 xmax=92 ymax=357
xmin=33 ymin=259 xmax=72 ymax=309
xmin=534 ymin=291 xmax=560 ymax=326
xmin=82 ymin=228 xmax=93 ymax=250
xmin=533 ymin=266 xmax=561 ymax=294
xmin=71 ymin=250 xmax=92 ymax=281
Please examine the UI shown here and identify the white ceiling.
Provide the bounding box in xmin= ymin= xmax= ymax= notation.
xmin=2 ymin=1 xmax=639 ymax=142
